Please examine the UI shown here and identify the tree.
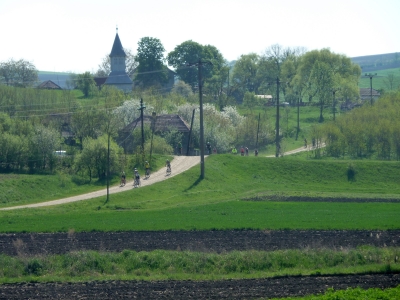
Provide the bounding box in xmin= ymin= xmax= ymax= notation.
xmin=383 ymin=73 xmax=397 ymax=91
xmin=76 ymin=72 xmax=96 ymax=97
xmin=167 ymin=40 xmax=204 ymax=90
xmin=296 ymin=49 xmax=361 ymax=122
xmin=100 ymin=86 xmax=125 ymax=203
xmin=0 ymin=59 xmax=38 ymax=87
xmin=95 ymin=48 xmax=138 ymax=79
xmin=231 ymin=53 xmax=261 ymax=101
xmin=167 ymin=40 xmax=226 ymax=91
xmin=135 ymin=37 xmax=168 ymax=88
xmin=243 ymin=91 xmax=258 ymax=112
xmin=171 ymin=81 xmax=193 ymax=98
xmin=309 ymin=61 xmax=335 ymax=122
xmin=29 ymin=125 xmax=61 ymax=171
xmin=75 ymin=135 xmax=122 ymax=181
xmin=71 ymin=106 xmax=103 ymax=148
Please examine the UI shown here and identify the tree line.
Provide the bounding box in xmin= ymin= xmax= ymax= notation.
xmin=312 ymin=91 xmax=400 ymax=160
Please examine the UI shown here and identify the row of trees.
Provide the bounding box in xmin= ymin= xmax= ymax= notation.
xmin=0 ymin=59 xmax=38 ymax=87
xmin=231 ymin=46 xmax=362 ymax=122
xmin=94 ymin=38 xmax=362 ymax=123
xmin=314 ymin=91 xmax=400 ymax=160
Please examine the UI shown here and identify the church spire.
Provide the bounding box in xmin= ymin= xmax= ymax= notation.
xmin=109 ymin=30 xmax=126 ymax=57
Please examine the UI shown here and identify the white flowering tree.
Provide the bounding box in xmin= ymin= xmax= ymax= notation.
xmin=113 ymin=99 xmax=155 ymax=127
xmin=176 ymin=103 xmax=246 ymax=153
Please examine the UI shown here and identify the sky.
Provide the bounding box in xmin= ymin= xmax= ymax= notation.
xmin=1 ymin=0 xmax=399 ymax=73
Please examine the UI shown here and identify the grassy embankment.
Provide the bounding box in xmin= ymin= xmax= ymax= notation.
xmin=1 ymin=154 xmax=400 ymax=232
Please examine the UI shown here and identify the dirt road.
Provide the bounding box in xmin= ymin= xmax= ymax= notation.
xmin=266 ymin=143 xmax=325 ymax=157
xmin=0 ymin=156 xmax=201 ymax=211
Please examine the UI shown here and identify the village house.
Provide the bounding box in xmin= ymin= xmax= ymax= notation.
xmin=118 ymin=114 xmax=191 ymax=154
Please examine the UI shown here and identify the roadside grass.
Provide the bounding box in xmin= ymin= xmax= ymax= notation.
xmin=0 ymin=173 xmax=116 ymax=208
xmin=1 ymin=155 xmax=400 ymax=232
xmin=0 ymin=154 xmax=171 ymax=208
xmin=0 ymin=246 xmax=398 ymax=284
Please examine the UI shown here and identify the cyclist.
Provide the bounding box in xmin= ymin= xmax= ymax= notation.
xmin=144 ymin=161 xmax=150 ymax=177
xmin=120 ymin=171 xmax=126 ymax=186
xmin=133 ymin=168 xmax=140 ymax=186
xmin=165 ymin=159 xmax=171 ymax=173
xmin=240 ymin=146 xmax=245 ymax=156
xmin=206 ymin=142 xmax=212 ymax=154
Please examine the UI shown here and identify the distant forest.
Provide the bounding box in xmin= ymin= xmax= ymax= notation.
xmin=351 ymin=52 xmax=400 ymax=72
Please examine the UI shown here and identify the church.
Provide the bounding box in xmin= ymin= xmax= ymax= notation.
xmin=104 ymin=30 xmax=133 ymax=92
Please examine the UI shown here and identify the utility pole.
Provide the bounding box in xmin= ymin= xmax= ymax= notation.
xmin=187 ymin=59 xmax=212 ymax=179
xmin=275 ymin=77 xmax=280 ymax=158
xmin=365 ymin=73 xmax=377 ymax=105
xmin=296 ymin=91 xmax=300 ymax=140
xmin=138 ymin=98 xmax=146 ymax=161
xmin=186 ymin=108 xmax=196 ymax=156
xmin=256 ymin=112 xmax=260 ymax=149
xmin=149 ymin=111 xmax=156 ymax=165
xmin=331 ymin=88 xmax=340 ymax=121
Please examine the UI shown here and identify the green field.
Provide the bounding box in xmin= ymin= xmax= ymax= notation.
xmin=358 ymin=67 xmax=400 ymax=90
xmin=1 ymin=155 xmax=400 ymax=232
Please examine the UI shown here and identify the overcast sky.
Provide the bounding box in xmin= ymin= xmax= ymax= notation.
xmin=1 ymin=0 xmax=399 ymax=73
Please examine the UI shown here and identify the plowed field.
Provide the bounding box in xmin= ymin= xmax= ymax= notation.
xmin=1 ymin=230 xmax=399 ymax=299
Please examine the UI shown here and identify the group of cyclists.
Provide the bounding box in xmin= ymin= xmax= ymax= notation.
xmin=120 ymin=159 xmax=172 ymax=187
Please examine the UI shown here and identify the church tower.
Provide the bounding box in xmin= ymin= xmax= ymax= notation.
xmin=104 ymin=29 xmax=133 ymax=92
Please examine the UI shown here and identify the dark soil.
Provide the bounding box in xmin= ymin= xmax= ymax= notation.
xmin=1 ymin=230 xmax=399 ymax=256
xmin=0 ymin=274 xmax=399 ymax=299
xmin=1 ymin=230 xmax=399 ymax=299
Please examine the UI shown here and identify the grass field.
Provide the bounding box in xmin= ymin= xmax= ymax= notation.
xmin=358 ymin=67 xmax=400 ymax=90
xmin=1 ymin=155 xmax=400 ymax=232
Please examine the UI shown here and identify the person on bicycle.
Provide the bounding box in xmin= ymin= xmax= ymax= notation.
xmin=206 ymin=142 xmax=211 ymax=154
xmin=144 ymin=161 xmax=150 ymax=176
xmin=120 ymin=171 xmax=126 ymax=186
xmin=165 ymin=159 xmax=171 ymax=172
xmin=134 ymin=168 xmax=140 ymax=185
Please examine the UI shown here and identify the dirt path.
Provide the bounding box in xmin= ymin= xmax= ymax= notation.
xmin=266 ymin=143 xmax=325 ymax=157
xmin=0 ymin=156 xmax=201 ymax=211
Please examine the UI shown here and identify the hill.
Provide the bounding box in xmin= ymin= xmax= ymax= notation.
xmin=351 ymin=52 xmax=400 ymax=72
xmin=37 ymin=71 xmax=73 ymax=89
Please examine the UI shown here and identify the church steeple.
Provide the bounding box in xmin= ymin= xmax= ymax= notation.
xmin=104 ymin=30 xmax=133 ymax=92
xmin=110 ymin=32 xmax=126 ymax=58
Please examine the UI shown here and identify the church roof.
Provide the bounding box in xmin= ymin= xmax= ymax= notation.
xmin=110 ymin=33 xmax=126 ymax=57
xmin=122 ymin=114 xmax=190 ymax=133
xmin=105 ymin=72 xmax=133 ymax=85
xmin=38 ymin=80 xmax=62 ymax=90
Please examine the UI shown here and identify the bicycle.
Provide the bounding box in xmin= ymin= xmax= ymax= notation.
xmin=166 ymin=165 xmax=171 ymax=176
xmin=133 ymin=177 xmax=141 ymax=188
xmin=120 ymin=177 xmax=126 ymax=186
xmin=145 ymin=168 xmax=150 ymax=179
